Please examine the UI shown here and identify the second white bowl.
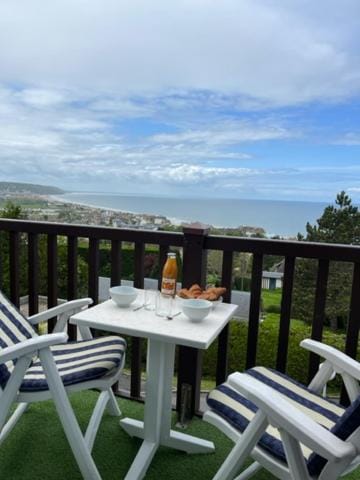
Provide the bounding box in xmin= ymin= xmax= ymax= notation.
xmin=181 ymin=299 xmax=212 ymax=322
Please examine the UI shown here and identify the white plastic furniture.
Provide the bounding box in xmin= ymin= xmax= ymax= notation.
xmin=204 ymin=339 xmax=360 ymax=480
xmin=0 ymin=296 xmax=126 ymax=480
xmin=71 ymin=292 xmax=238 ymax=480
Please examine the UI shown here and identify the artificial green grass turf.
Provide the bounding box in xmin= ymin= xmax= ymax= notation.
xmin=0 ymin=391 xmax=359 ymax=479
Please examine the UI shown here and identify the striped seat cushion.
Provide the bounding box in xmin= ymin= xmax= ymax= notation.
xmin=207 ymin=367 xmax=348 ymax=476
xmin=19 ymin=336 xmax=126 ymax=392
xmin=0 ymin=291 xmax=36 ymax=388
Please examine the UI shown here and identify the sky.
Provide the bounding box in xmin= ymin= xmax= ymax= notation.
xmin=0 ymin=0 xmax=359 ymax=202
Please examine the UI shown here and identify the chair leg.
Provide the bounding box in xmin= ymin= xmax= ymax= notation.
xmin=85 ymin=390 xmax=111 ymax=452
xmin=234 ymin=461 xmax=262 ymax=480
xmin=212 ymin=411 xmax=268 ymax=480
xmin=0 ymin=403 xmax=28 ymax=446
xmin=106 ymin=388 xmax=121 ymax=417
xmin=39 ymin=348 xmax=102 ymax=480
xmin=84 ymin=388 xmax=121 ymax=452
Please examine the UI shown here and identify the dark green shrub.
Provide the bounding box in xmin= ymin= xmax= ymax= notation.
xmin=233 ymin=277 xmax=251 ymax=291
xmin=202 ymin=314 xmax=348 ymax=389
xmin=265 ymin=304 xmax=281 ymax=314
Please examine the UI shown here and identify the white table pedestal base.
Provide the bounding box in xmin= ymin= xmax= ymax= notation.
xmin=121 ymin=339 xmax=215 ymax=480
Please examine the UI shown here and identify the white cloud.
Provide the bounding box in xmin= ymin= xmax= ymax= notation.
xmin=0 ymin=1 xmax=359 ymax=106
xmin=151 ymin=123 xmax=292 ymax=145
xmin=17 ymin=88 xmax=67 ymax=108
xmin=140 ymin=164 xmax=258 ymax=185
xmin=332 ymin=133 xmax=360 ymax=146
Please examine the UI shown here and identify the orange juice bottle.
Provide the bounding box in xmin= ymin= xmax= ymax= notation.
xmin=161 ymin=253 xmax=178 ymax=296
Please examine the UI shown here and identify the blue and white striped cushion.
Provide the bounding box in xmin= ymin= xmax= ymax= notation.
xmin=207 ymin=367 xmax=347 ymax=476
xmin=20 ymin=336 xmax=126 ymax=392
xmin=0 ymin=291 xmax=37 ymax=387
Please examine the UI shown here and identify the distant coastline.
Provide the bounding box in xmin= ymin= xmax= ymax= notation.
xmin=50 ymin=194 xmax=186 ymax=226
xmin=55 ymin=192 xmax=328 ymax=236
xmin=0 ymin=182 xmax=329 ymax=237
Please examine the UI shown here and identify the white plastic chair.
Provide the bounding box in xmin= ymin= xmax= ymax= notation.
xmin=204 ymin=339 xmax=360 ymax=480
xmin=0 ymin=291 xmax=126 ymax=480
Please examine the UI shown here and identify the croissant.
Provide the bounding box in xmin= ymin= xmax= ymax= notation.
xmin=178 ymin=288 xmax=192 ymax=299
xmin=180 ymin=284 xmax=227 ymax=301
xmin=198 ymin=292 xmax=218 ymax=301
xmin=214 ymin=287 xmax=226 ymax=297
xmin=189 ymin=284 xmax=202 ymax=293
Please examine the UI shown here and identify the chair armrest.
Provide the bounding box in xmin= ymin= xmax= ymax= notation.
xmin=28 ymin=298 xmax=93 ymax=325
xmin=0 ymin=332 xmax=68 ymax=364
xmin=301 ymin=339 xmax=360 ymax=381
xmin=228 ymin=372 xmax=356 ymax=463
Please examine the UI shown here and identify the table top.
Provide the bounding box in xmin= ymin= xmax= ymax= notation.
xmin=71 ymin=293 xmax=238 ymax=349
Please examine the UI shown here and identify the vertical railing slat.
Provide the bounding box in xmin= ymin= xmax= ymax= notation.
xmin=0 ymin=230 xmax=3 ymax=289
xmin=9 ymin=231 xmax=20 ymax=307
xmin=88 ymin=238 xmax=99 ymax=305
xmin=67 ymin=236 xmax=78 ymax=340
xmin=28 ymin=232 xmax=39 ymax=316
xmin=341 ymin=262 xmax=360 ymax=405
xmin=110 ymin=239 xmax=122 ymax=287
xmin=130 ymin=242 xmax=145 ymax=399
xmin=67 ymin=236 xmax=78 ymax=300
xmin=276 ymin=256 xmax=296 ymax=372
xmin=245 ymin=253 xmax=263 ymax=369
xmin=47 ymin=234 xmax=58 ymax=333
xmin=307 ymin=258 xmax=330 ymax=382
xmin=216 ymin=250 xmax=233 ymax=385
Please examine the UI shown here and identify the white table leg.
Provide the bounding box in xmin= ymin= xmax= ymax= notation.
xmin=120 ymin=418 xmax=145 ymax=439
xmin=122 ymin=339 xmax=214 ymax=480
xmin=163 ymin=430 xmax=215 ymax=453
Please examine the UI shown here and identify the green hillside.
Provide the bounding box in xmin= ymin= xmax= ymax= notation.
xmin=0 ymin=181 xmax=64 ymax=195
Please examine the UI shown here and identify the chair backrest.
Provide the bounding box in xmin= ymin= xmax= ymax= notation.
xmin=307 ymin=394 xmax=360 ymax=476
xmin=0 ymin=291 xmax=36 ymax=388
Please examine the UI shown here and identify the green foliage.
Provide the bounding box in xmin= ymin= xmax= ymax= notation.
xmin=77 ymin=244 xmax=170 ymax=281
xmin=293 ymin=192 xmax=360 ymax=330
xmin=0 ymin=181 xmax=64 ymax=195
xmin=202 ymin=287 xmax=348 ymax=388
xmin=265 ymin=304 xmax=281 ymax=314
xmin=262 ymin=254 xmax=283 ymax=271
xmin=0 ymin=202 xmax=26 ymax=294
xmin=202 ymin=313 xmax=347 ymax=387
xmin=262 ymin=288 xmax=282 ymax=311
xmin=302 ymin=191 xmax=360 ymax=244
xmin=233 ymin=276 xmax=251 ymax=291
xmin=0 ymin=200 xmax=24 ymax=219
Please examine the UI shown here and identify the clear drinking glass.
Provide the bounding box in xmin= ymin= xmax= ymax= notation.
xmin=144 ymin=288 xmax=157 ymax=311
xmin=155 ymin=292 xmax=173 ymax=317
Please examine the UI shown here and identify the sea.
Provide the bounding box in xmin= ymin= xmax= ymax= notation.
xmin=57 ymin=192 xmax=329 ymax=237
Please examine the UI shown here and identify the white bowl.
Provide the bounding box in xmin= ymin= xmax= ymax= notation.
xmin=110 ymin=286 xmax=138 ymax=307
xmin=181 ymin=299 xmax=212 ymax=322
xmin=177 ymin=295 xmax=223 ymax=309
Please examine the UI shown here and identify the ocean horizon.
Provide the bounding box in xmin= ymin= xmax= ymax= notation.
xmin=56 ymin=192 xmax=329 ymax=237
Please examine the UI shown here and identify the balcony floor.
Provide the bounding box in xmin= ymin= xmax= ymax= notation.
xmin=1 ymin=390 xmax=359 ymax=480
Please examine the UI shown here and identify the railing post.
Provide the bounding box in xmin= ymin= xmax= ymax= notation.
xmin=176 ymin=223 xmax=209 ymax=418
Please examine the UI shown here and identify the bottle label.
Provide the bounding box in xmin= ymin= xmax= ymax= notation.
xmin=161 ymin=277 xmax=176 ymax=295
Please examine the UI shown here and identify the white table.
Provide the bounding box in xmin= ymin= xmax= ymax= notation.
xmin=71 ymin=294 xmax=238 ymax=480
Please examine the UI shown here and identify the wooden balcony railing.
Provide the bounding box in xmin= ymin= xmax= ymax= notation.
xmin=1 ymin=218 xmax=360 ymax=413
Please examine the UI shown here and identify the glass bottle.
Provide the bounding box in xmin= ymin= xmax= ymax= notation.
xmin=161 ymin=253 xmax=178 ymax=296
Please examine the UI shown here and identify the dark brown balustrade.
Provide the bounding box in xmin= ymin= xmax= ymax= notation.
xmin=1 ymin=218 xmax=360 ymax=412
